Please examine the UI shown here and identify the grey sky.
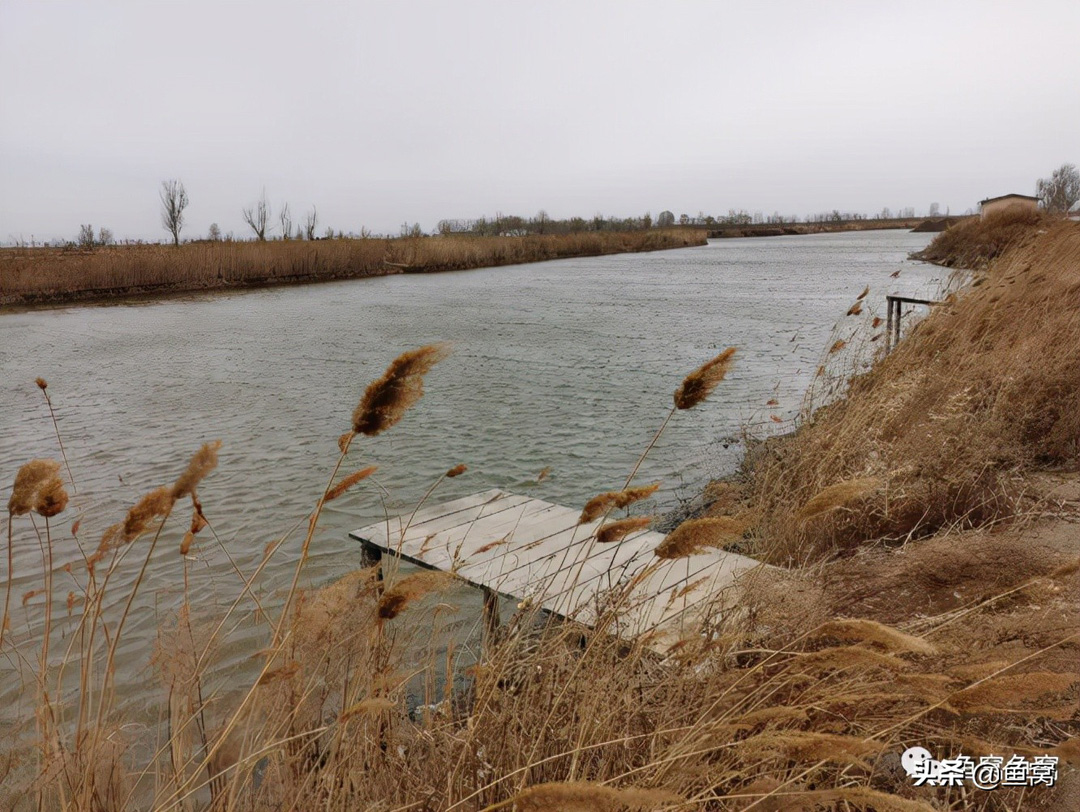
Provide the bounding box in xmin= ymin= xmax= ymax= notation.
xmin=2 ymin=0 xmax=1077 ymax=242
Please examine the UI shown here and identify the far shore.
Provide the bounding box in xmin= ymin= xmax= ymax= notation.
xmin=700 ymin=215 xmax=963 ymax=239
xmin=0 ymin=229 xmax=705 ymax=310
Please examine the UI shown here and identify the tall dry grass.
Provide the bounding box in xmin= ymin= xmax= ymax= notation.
xmin=2 ymin=224 xmax=1078 ymax=810
xmin=0 ymin=230 xmax=705 ymax=306
xmin=740 ymin=217 xmax=1080 ymax=563
xmin=911 ymin=208 xmax=1052 ymax=269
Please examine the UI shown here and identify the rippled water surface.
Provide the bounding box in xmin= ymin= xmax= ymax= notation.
xmin=0 ymin=230 xmax=938 ymax=716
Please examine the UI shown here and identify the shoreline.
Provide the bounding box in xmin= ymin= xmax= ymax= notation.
xmin=703 ymin=215 xmax=962 ymax=239
xmin=0 ymin=229 xmax=705 ymax=311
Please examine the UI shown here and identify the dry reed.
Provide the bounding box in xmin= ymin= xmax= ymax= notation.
xmin=3 ymin=214 xmax=1078 ymax=811
xmin=654 ymin=516 xmax=745 ymax=559
xmin=578 ymin=483 xmax=660 ymax=524
xmin=376 ymin=571 xmax=455 ymax=620
xmin=596 ymin=516 xmax=654 ymax=544
xmin=325 ymin=466 xmax=377 ymax=501
xmin=0 ymin=230 xmax=706 ymax=307
xmin=507 ymin=782 xmax=677 ymax=812
xmin=673 ymin=347 xmax=736 ymax=410
xmin=352 ymin=344 xmax=450 ymax=436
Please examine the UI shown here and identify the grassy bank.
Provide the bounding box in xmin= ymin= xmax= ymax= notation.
xmin=705 ymin=216 xmax=964 ymax=239
xmin=736 ymin=210 xmax=1080 ymax=564
xmin=0 ymin=228 xmax=705 ymax=307
xmin=2 ymin=215 xmax=1077 ymax=810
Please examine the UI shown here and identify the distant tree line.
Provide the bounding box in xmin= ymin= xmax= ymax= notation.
xmin=14 ymin=162 xmax=1077 ymax=249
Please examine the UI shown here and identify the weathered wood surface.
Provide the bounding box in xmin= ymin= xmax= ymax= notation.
xmin=350 ymin=489 xmax=763 ymax=647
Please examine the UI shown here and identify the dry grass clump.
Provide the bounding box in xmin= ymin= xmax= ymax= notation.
xmin=795 ymin=477 xmax=881 ymax=524
xmin=376 ymin=570 xmax=456 ymax=619
xmin=746 ymin=218 xmax=1080 ymax=562
xmin=0 ymin=229 xmax=706 ymax=306
xmin=912 ymin=207 xmax=1052 ymax=268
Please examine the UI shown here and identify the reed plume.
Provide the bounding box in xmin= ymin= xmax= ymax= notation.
xmin=121 ymin=486 xmax=176 ymax=543
xmin=7 ymin=459 xmax=62 ymax=515
xmin=846 ymin=302 xmax=863 ymax=316
xmin=856 ymin=285 xmax=870 ymax=301
xmin=654 ymin=516 xmax=744 ymax=559
xmin=736 ymin=730 xmax=884 ymax=766
xmin=579 ymin=483 xmax=660 ymax=524
xmin=949 ymin=672 xmax=1077 ymax=712
xmin=673 ymin=347 xmax=736 ymax=410
xmin=340 ymin=697 xmax=396 ymax=720
xmin=352 ymin=344 xmax=450 ymax=436
xmin=795 ymin=645 xmax=908 ymax=674
xmin=172 ymin=440 xmax=222 ymax=499
xmin=828 ymin=339 xmax=847 ymax=354
xmin=377 ymin=571 xmax=454 ymax=620
xmin=816 ymin=619 xmax=936 ymax=655
xmin=325 ymin=465 xmax=378 ymax=501
xmin=782 ymin=788 xmax=936 ymax=812
xmin=596 ymin=516 xmax=654 ymax=544
xmin=34 ymin=474 xmax=68 ymax=518
xmin=510 ymin=781 xmax=678 ymax=812
xmin=445 ymin=463 xmax=467 ymax=478
xmin=796 ymin=477 xmax=881 ymax=523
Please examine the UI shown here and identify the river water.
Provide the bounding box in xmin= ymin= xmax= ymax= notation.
xmin=0 ymin=230 xmax=938 ymax=721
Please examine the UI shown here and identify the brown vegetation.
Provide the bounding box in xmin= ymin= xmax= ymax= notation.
xmin=911 ymin=207 xmax=1053 ymax=268
xmin=743 ymin=215 xmax=1080 ymax=562
xmin=0 ymin=229 xmax=705 ymax=307
xmin=1 ymin=215 xmax=1077 ymax=810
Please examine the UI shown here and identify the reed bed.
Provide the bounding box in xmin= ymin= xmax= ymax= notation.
xmin=740 ymin=215 xmax=1080 ymax=563
xmin=1 ymin=217 xmax=1078 ymax=810
xmin=0 ymin=229 xmax=705 ymax=306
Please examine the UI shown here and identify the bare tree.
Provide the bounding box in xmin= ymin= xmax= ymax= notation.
xmin=242 ymin=191 xmax=271 ymax=241
xmin=207 ymin=223 xmax=222 ymax=241
xmin=160 ymin=179 xmax=189 ymax=246
xmin=77 ymin=224 xmax=95 ymax=248
xmin=1036 ymin=163 xmax=1080 ymax=214
xmin=279 ymin=202 xmax=292 ymax=240
xmin=304 ymin=206 xmax=318 ymax=240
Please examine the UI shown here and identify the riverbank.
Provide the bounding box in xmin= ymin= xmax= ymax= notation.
xmin=3 ymin=220 xmax=1076 ymax=809
xmin=704 ymin=215 xmax=964 ymax=238
xmin=0 ymin=228 xmax=705 ymax=308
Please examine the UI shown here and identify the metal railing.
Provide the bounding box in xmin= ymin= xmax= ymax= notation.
xmin=885 ymin=295 xmax=940 ymax=353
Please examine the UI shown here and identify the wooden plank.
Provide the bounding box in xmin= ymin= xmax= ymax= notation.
xmin=397 ymin=498 xmax=566 ymax=572
xmin=350 ymin=490 xmax=533 ymax=564
xmin=349 ymin=490 xmax=765 ymax=651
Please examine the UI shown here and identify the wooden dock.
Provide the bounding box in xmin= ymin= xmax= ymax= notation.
xmin=349 ymin=489 xmax=762 ymax=651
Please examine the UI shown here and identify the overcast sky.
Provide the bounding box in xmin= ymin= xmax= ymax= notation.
xmin=1 ymin=0 xmax=1077 ymax=241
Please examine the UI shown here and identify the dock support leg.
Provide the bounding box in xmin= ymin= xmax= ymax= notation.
xmin=885 ymin=296 xmax=894 ymax=353
xmin=893 ymin=300 xmax=901 ymax=349
xmin=361 ymin=544 xmax=384 ymax=592
xmin=481 ymin=587 xmax=500 ymax=650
